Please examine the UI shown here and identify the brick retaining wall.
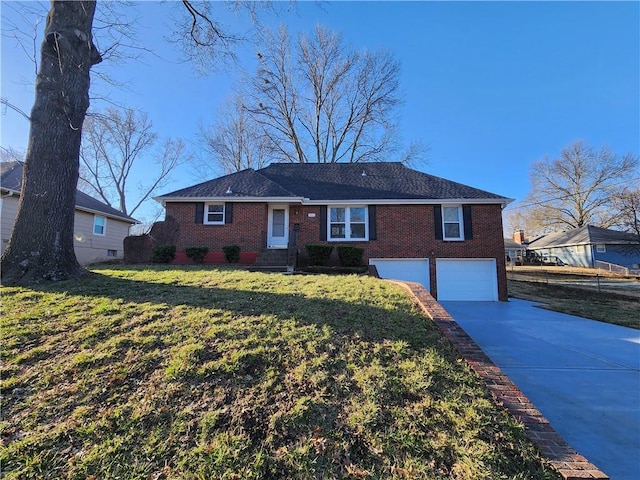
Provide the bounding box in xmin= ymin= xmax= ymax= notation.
xmin=395 ymin=281 xmax=609 ymax=480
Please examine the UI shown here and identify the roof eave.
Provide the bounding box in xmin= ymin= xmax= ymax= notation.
xmin=530 ymin=239 xmax=640 ymax=249
xmin=156 ymin=196 xmax=512 ymax=207
xmin=1 ymin=187 xmax=20 ymax=196
xmin=75 ymin=206 xmax=138 ymax=224
xmin=3 ymin=186 xmax=138 ymax=223
xmin=155 ymin=195 xmax=307 ymax=205
xmin=303 ymin=197 xmax=513 ymax=206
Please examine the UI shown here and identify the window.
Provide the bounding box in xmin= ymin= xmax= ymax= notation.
xmin=204 ymin=203 xmax=225 ymax=224
xmin=596 ymin=244 xmax=606 ymax=253
xmin=107 ymin=249 xmax=117 ymax=257
xmin=329 ymin=206 xmax=367 ymax=241
xmin=93 ymin=215 xmax=106 ymax=235
xmin=442 ymin=206 xmax=464 ymax=240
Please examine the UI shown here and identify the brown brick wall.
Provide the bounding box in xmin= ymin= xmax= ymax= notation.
xmin=165 ymin=202 xmax=268 ymax=252
xmin=165 ymin=201 xmax=508 ymax=300
xmin=294 ymin=204 xmax=507 ymax=300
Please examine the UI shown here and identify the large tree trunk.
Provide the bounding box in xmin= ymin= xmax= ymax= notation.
xmin=1 ymin=1 xmax=101 ymax=285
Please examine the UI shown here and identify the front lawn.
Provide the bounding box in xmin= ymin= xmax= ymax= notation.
xmin=1 ymin=266 xmax=558 ymax=479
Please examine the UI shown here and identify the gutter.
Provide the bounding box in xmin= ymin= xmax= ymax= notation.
xmin=155 ymin=196 xmax=513 ymax=208
xmin=1 ymin=188 xmax=20 ymax=197
xmin=2 ymin=187 xmax=138 ymax=224
xmin=72 ymin=206 xmax=138 ymax=225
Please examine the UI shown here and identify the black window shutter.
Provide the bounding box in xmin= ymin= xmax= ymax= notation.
xmin=463 ymin=205 xmax=473 ymax=240
xmin=319 ymin=206 xmax=327 ymax=241
xmin=368 ymin=205 xmax=377 ymax=240
xmin=434 ymin=205 xmax=443 ymax=240
xmin=195 ymin=203 xmax=204 ymax=224
xmin=225 ymin=203 xmax=233 ymax=224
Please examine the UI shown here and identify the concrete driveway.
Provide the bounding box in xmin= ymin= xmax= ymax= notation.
xmin=440 ymin=299 xmax=640 ymax=480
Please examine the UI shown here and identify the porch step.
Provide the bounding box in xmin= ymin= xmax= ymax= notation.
xmin=254 ymin=248 xmax=289 ymax=267
xmin=247 ymin=266 xmax=291 ymax=273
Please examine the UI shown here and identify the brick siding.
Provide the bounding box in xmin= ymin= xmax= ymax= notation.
xmin=165 ymin=201 xmax=508 ymax=300
xmin=166 ymin=202 xmax=268 ymax=252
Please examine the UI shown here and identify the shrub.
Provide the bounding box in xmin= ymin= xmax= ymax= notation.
xmin=222 ymin=245 xmax=241 ymax=263
xmin=185 ymin=246 xmax=209 ymax=264
xmin=305 ymin=244 xmax=334 ymax=266
xmin=336 ymin=246 xmax=364 ymax=267
xmin=152 ymin=245 xmax=176 ymax=264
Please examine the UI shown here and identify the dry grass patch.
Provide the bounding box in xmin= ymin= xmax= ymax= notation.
xmin=2 ymin=266 xmax=559 ymax=479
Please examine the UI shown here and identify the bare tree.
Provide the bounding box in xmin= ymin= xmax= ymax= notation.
xmin=196 ymin=94 xmax=272 ymax=176
xmin=611 ymin=187 xmax=640 ymax=238
xmin=248 ymin=24 xmax=415 ymax=164
xmin=504 ymin=200 xmax=560 ymax=239
xmin=1 ymin=1 xmax=101 ymax=284
xmin=79 ymin=107 xmax=187 ymax=218
xmin=0 ymin=146 xmax=26 ymax=164
xmin=1 ymin=0 xmax=273 ymax=285
xmin=520 ymin=141 xmax=639 ymax=232
xmin=2 ymin=1 xmax=144 ymax=103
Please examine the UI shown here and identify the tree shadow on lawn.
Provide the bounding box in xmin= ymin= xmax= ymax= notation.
xmin=18 ymin=267 xmax=443 ymax=349
xmin=2 ymin=267 xmax=558 ymax=480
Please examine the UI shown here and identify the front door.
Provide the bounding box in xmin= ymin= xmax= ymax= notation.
xmin=267 ymin=205 xmax=289 ymax=249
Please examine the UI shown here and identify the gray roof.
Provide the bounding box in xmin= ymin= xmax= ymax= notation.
xmin=528 ymin=225 xmax=640 ymax=249
xmin=0 ymin=161 xmax=23 ymax=191
xmin=504 ymin=238 xmax=526 ymax=249
xmin=158 ymin=162 xmax=510 ymax=203
xmin=1 ymin=161 xmax=137 ymax=224
xmin=162 ymin=168 xmax=295 ymax=198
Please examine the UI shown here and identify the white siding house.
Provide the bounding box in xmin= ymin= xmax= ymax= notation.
xmin=1 ymin=161 xmax=137 ymax=265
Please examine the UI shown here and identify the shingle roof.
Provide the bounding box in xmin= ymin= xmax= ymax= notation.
xmin=528 ymin=225 xmax=640 ymax=248
xmin=161 ymin=168 xmax=295 ymax=198
xmin=504 ymin=238 xmax=526 ymax=249
xmin=0 ymin=161 xmax=23 ymax=191
xmin=1 ymin=161 xmax=137 ymax=224
xmin=158 ymin=162 xmax=510 ymax=203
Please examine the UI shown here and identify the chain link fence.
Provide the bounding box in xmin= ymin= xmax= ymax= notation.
xmin=506 ymin=266 xmax=640 ymax=297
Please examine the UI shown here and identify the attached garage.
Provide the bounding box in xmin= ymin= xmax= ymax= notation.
xmin=436 ymin=258 xmax=498 ymax=301
xmin=369 ymin=258 xmax=430 ymax=291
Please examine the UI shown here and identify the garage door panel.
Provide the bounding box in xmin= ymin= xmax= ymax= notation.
xmin=436 ymin=259 xmax=498 ymax=301
xmin=369 ymin=258 xmax=430 ymax=291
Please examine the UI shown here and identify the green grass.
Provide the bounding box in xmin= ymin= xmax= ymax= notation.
xmin=1 ymin=265 xmax=559 ymax=479
xmin=508 ymin=280 xmax=639 ymax=329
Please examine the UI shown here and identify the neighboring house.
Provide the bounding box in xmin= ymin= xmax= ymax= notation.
xmin=1 ymin=161 xmax=137 ymax=265
xmin=504 ymin=238 xmax=526 ymax=264
xmin=156 ymin=162 xmax=512 ymax=301
xmin=504 ymin=230 xmax=527 ymax=264
xmin=527 ymin=224 xmax=640 ymax=271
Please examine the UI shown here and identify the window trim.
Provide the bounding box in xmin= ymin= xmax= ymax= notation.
xmin=93 ymin=215 xmax=106 ymax=236
xmin=327 ymin=205 xmax=369 ymax=242
xmin=204 ymin=202 xmax=225 ymax=225
xmin=441 ymin=205 xmax=464 ymax=241
xmin=596 ymin=244 xmax=606 ymax=253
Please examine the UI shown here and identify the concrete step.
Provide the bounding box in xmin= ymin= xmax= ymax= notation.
xmin=254 ymin=249 xmax=289 ymax=266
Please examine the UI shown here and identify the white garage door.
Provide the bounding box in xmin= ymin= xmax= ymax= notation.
xmin=436 ymin=259 xmax=498 ymax=301
xmin=369 ymin=258 xmax=430 ymax=291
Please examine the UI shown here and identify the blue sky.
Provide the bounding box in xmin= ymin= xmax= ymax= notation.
xmin=2 ymin=1 xmax=639 ymax=224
